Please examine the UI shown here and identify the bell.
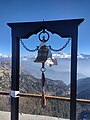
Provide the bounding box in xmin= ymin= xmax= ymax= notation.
xmin=34 ymin=45 xmax=49 ymax=63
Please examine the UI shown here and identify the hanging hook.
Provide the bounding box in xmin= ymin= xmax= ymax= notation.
xmin=38 ymin=30 xmax=50 ymax=42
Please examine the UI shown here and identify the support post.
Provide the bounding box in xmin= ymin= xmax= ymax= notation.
xmin=70 ymin=27 xmax=78 ymax=120
xmin=11 ymin=35 xmax=20 ymax=120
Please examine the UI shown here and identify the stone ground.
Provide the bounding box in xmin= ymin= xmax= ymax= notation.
xmin=0 ymin=111 xmax=69 ymax=120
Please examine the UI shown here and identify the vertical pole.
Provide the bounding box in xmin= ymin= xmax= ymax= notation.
xmin=70 ymin=27 xmax=78 ymax=120
xmin=11 ymin=33 xmax=20 ymax=120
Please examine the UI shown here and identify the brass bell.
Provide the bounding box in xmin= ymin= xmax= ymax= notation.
xmin=34 ymin=45 xmax=49 ymax=63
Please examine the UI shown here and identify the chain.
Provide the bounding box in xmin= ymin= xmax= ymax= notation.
xmin=49 ymin=38 xmax=70 ymax=52
xmin=20 ymin=39 xmax=38 ymax=52
xmin=21 ymin=38 xmax=70 ymax=52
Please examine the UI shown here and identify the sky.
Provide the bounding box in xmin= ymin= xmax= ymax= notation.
xmin=0 ymin=0 xmax=90 ymax=56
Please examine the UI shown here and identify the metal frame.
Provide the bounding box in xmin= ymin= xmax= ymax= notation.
xmin=7 ymin=18 xmax=84 ymax=120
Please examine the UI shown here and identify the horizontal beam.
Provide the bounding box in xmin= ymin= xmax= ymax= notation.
xmin=0 ymin=91 xmax=90 ymax=104
xmin=7 ymin=19 xmax=84 ymax=38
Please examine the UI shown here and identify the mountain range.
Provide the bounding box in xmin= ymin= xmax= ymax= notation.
xmin=0 ymin=52 xmax=90 ymax=60
xmin=0 ymin=56 xmax=90 ymax=119
xmin=21 ymin=53 xmax=90 ymax=84
xmin=0 ymin=52 xmax=90 ymax=84
xmin=0 ymin=61 xmax=70 ymax=118
xmin=77 ymin=77 xmax=90 ymax=99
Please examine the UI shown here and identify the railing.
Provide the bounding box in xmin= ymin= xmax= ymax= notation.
xmin=0 ymin=90 xmax=90 ymax=104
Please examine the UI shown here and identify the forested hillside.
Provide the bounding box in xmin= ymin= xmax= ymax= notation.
xmin=0 ymin=60 xmax=90 ymax=119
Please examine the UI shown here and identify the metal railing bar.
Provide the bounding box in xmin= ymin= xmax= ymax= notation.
xmin=0 ymin=91 xmax=90 ymax=104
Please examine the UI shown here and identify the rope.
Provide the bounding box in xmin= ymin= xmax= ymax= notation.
xmin=41 ymin=63 xmax=46 ymax=108
xmin=49 ymin=38 xmax=70 ymax=52
xmin=20 ymin=39 xmax=38 ymax=52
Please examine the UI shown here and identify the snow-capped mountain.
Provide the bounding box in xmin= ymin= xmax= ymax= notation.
xmin=0 ymin=53 xmax=10 ymax=58
xmin=0 ymin=52 xmax=89 ymax=60
xmin=0 ymin=53 xmax=11 ymax=61
xmin=52 ymin=53 xmax=71 ymax=59
xmin=80 ymin=54 xmax=90 ymax=59
xmin=52 ymin=53 xmax=90 ymax=59
xmin=21 ymin=53 xmax=90 ymax=60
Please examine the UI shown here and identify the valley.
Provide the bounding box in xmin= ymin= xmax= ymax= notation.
xmin=0 ymin=53 xmax=90 ymax=119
